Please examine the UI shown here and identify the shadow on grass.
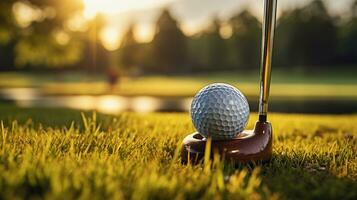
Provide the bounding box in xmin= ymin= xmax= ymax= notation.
xmin=0 ymin=103 xmax=116 ymax=130
xmin=259 ymin=153 xmax=357 ymax=200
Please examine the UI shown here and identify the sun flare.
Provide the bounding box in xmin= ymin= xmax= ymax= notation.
xmin=82 ymin=0 xmax=174 ymax=50
xmin=99 ymin=26 xmax=121 ymax=51
xmin=82 ymin=0 xmax=174 ymax=19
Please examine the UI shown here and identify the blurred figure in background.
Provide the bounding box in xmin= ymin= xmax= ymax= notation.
xmin=106 ymin=67 xmax=120 ymax=93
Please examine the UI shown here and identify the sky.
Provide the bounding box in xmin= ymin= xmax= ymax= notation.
xmin=82 ymin=0 xmax=355 ymax=50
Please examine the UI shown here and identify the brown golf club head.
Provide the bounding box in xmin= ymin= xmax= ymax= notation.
xmin=181 ymin=120 xmax=272 ymax=164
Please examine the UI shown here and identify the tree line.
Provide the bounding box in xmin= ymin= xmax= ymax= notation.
xmin=1 ymin=0 xmax=357 ymax=73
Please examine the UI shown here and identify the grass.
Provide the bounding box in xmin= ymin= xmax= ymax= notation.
xmin=0 ymin=105 xmax=356 ymax=199
xmin=1 ymin=70 xmax=357 ymax=98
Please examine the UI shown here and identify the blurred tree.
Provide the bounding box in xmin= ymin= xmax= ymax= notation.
xmin=353 ymin=0 xmax=357 ymax=18
xmin=338 ymin=0 xmax=357 ymax=64
xmin=205 ymin=18 xmax=227 ymax=69
xmin=133 ymin=42 xmax=154 ymax=74
xmin=0 ymin=0 xmax=16 ymax=70
xmin=275 ymin=0 xmax=338 ymax=67
xmin=152 ymin=9 xmax=187 ymax=72
xmin=79 ymin=14 xmax=109 ymax=72
xmin=0 ymin=0 xmax=15 ymax=45
xmin=0 ymin=43 xmax=16 ymax=71
xmin=12 ymin=0 xmax=85 ymax=68
xmin=119 ymin=24 xmax=139 ymax=71
xmin=186 ymin=35 xmax=207 ymax=71
xmin=229 ymin=10 xmax=261 ymax=70
xmin=187 ymin=18 xmax=227 ymax=71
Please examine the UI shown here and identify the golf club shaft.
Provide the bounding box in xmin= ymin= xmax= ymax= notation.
xmin=259 ymin=0 xmax=277 ymax=122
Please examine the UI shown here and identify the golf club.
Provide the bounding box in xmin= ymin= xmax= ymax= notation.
xmin=181 ymin=0 xmax=277 ymax=164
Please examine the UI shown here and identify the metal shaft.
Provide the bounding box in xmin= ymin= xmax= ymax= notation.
xmin=259 ymin=0 xmax=277 ymax=122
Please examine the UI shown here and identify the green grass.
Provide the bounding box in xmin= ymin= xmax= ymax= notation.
xmin=1 ymin=70 xmax=357 ymax=99
xmin=0 ymin=105 xmax=356 ymax=199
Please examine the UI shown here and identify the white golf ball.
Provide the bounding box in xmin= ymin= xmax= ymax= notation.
xmin=190 ymin=83 xmax=250 ymax=140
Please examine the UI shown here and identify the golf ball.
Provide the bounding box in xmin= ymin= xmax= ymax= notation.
xmin=190 ymin=83 xmax=249 ymax=140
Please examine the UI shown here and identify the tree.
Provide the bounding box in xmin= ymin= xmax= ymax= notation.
xmin=152 ymin=9 xmax=187 ymax=72
xmin=352 ymin=0 xmax=357 ymax=18
xmin=275 ymin=0 xmax=338 ymax=67
xmin=13 ymin=0 xmax=84 ymax=68
xmin=79 ymin=14 xmax=109 ymax=72
xmin=188 ymin=18 xmax=228 ymax=71
xmin=119 ymin=24 xmax=139 ymax=70
xmin=0 ymin=0 xmax=87 ymax=69
xmin=0 ymin=0 xmax=16 ymax=70
xmin=0 ymin=0 xmax=15 ymax=46
xmin=205 ymin=18 xmax=227 ymax=69
xmin=338 ymin=0 xmax=357 ymax=64
xmin=229 ymin=10 xmax=261 ymax=70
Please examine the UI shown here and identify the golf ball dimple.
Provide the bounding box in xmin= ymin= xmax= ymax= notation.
xmin=190 ymin=83 xmax=249 ymax=140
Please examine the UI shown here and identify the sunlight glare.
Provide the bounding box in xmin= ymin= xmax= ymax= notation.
xmin=181 ymin=22 xmax=205 ymax=37
xmin=132 ymin=96 xmax=160 ymax=113
xmin=65 ymin=96 xmax=96 ymax=110
xmin=66 ymin=13 xmax=88 ymax=32
xmin=220 ymin=24 xmax=233 ymax=39
xmin=100 ymin=26 xmax=121 ymax=51
xmin=97 ymin=95 xmax=128 ymax=114
xmin=82 ymin=0 xmax=175 ymax=19
xmin=135 ymin=24 xmax=155 ymax=43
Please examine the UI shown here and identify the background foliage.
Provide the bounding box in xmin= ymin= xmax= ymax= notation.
xmin=1 ymin=0 xmax=357 ymax=73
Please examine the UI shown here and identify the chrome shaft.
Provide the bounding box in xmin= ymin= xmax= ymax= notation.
xmin=259 ymin=0 xmax=277 ymax=122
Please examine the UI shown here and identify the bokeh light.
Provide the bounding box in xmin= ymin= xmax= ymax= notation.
xmin=100 ymin=26 xmax=121 ymax=51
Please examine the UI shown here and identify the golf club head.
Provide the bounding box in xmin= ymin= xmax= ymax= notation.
xmin=181 ymin=120 xmax=272 ymax=164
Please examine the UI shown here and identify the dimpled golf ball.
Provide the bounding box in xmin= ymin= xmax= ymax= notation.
xmin=190 ymin=83 xmax=249 ymax=140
